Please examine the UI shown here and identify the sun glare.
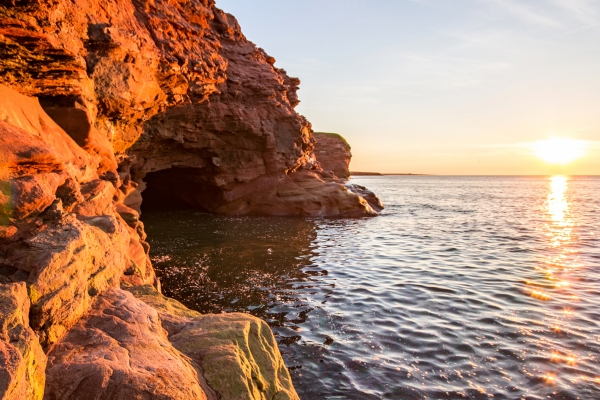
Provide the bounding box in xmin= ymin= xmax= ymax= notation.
xmin=532 ymin=137 xmax=587 ymax=165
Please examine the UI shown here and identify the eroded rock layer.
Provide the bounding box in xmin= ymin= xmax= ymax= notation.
xmin=313 ymin=132 xmax=352 ymax=179
xmin=0 ymin=0 xmax=383 ymax=397
xmin=0 ymin=0 xmax=381 ymax=218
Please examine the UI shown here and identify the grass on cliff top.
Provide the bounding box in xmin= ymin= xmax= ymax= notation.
xmin=314 ymin=132 xmax=350 ymax=146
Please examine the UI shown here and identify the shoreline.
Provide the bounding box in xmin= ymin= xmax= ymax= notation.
xmin=351 ymin=172 xmax=428 ymax=176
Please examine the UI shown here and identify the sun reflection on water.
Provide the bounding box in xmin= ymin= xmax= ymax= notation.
xmin=546 ymin=176 xmax=574 ymax=249
xmin=525 ymin=176 xmax=587 ymax=386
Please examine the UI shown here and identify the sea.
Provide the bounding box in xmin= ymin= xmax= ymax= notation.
xmin=142 ymin=176 xmax=600 ymax=400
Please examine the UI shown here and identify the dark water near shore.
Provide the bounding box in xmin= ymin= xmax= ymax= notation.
xmin=142 ymin=176 xmax=600 ymax=399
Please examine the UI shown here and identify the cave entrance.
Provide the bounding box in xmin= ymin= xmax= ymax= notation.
xmin=140 ymin=168 xmax=221 ymax=214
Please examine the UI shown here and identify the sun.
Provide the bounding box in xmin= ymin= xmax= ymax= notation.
xmin=531 ymin=137 xmax=588 ymax=165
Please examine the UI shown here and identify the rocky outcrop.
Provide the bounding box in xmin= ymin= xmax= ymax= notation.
xmin=346 ymin=183 xmax=385 ymax=213
xmin=1 ymin=0 xmax=383 ymax=397
xmin=0 ymin=74 xmax=302 ymax=400
xmin=126 ymin=285 xmax=299 ymax=400
xmin=44 ymin=287 xmax=213 ymax=400
xmin=312 ymin=132 xmax=384 ymax=212
xmin=313 ymin=132 xmax=352 ymax=179
xmin=121 ymin=8 xmax=379 ymax=217
xmin=0 ymin=86 xmax=153 ymax=349
xmin=0 ymin=283 xmax=46 ymax=400
xmin=0 ymin=0 xmax=380 ymax=218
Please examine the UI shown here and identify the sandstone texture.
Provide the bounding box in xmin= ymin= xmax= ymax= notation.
xmin=125 ymin=284 xmax=299 ymax=400
xmin=313 ymin=132 xmax=352 ymax=179
xmin=44 ymin=287 xmax=212 ymax=400
xmin=0 ymin=0 xmax=381 ymax=218
xmin=0 ymin=86 xmax=153 ymax=350
xmin=0 ymin=283 xmax=46 ymax=400
xmin=0 ymin=0 xmax=383 ymax=397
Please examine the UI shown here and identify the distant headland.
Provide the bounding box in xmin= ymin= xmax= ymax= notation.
xmin=351 ymin=172 xmax=428 ymax=176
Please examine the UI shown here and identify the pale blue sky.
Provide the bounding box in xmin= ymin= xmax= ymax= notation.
xmin=216 ymin=0 xmax=600 ymax=174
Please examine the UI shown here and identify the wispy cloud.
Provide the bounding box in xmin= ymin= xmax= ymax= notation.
xmin=487 ymin=0 xmax=600 ymax=29
xmin=488 ymin=0 xmax=563 ymax=27
xmin=476 ymin=139 xmax=600 ymax=151
xmin=550 ymin=0 xmax=599 ymax=24
xmin=379 ymin=51 xmax=513 ymax=91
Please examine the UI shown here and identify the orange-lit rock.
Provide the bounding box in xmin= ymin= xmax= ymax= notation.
xmin=0 ymin=0 xmax=383 ymax=397
xmin=45 ymin=287 xmax=212 ymax=400
xmin=4 ymin=217 xmax=133 ymax=347
xmin=0 ymin=282 xmax=46 ymax=400
xmin=0 ymin=86 xmax=147 ymax=349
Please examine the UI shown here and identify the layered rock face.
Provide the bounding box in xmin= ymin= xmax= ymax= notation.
xmin=313 ymin=132 xmax=352 ymax=179
xmin=0 ymin=78 xmax=300 ymax=400
xmin=1 ymin=0 xmax=382 ymax=397
xmin=0 ymin=0 xmax=380 ymax=217
xmin=0 ymin=84 xmax=301 ymax=399
xmin=0 ymin=282 xmax=46 ymax=400
xmin=0 ymin=86 xmax=154 ymax=348
xmin=313 ymin=132 xmax=384 ymax=212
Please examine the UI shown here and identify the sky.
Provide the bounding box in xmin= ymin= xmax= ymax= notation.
xmin=216 ymin=0 xmax=600 ymax=175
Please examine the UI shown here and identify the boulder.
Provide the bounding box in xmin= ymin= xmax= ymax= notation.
xmin=124 ymin=284 xmax=299 ymax=400
xmin=44 ymin=287 xmax=212 ymax=400
xmin=3 ymin=217 xmax=132 ymax=347
xmin=171 ymin=313 xmax=299 ymax=400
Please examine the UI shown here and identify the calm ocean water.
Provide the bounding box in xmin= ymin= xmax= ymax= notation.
xmin=142 ymin=176 xmax=600 ymax=399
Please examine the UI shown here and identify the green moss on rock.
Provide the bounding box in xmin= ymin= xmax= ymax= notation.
xmin=126 ymin=284 xmax=299 ymax=400
xmin=124 ymin=284 xmax=201 ymax=320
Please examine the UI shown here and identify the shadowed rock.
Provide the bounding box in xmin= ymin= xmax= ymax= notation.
xmin=314 ymin=132 xmax=352 ymax=179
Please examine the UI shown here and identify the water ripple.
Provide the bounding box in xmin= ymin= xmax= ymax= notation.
xmin=143 ymin=176 xmax=600 ymax=399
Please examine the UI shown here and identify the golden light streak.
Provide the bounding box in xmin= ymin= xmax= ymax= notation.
xmin=548 ymin=176 xmax=569 ymax=225
xmin=544 ymin=373 xmax=556 ymax=384
xmin=550 ymin=351 xmax=578 ymax=366
xmin=528 ymin=289 xmax=551 ymax=301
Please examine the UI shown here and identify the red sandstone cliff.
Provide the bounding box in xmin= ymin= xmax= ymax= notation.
xmin=313 ymin=132 xmax=352 ymax=179
xmin=313 ymin=132 xmax=384 ymax=212
xmin=0 ymin=0 xmax=382 ymax=398
xmin=0 ymin=0 xmax=380 ymax=218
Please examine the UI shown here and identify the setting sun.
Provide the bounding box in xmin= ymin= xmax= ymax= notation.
xmin=532 ymin=137 xmax=588 ymax=165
